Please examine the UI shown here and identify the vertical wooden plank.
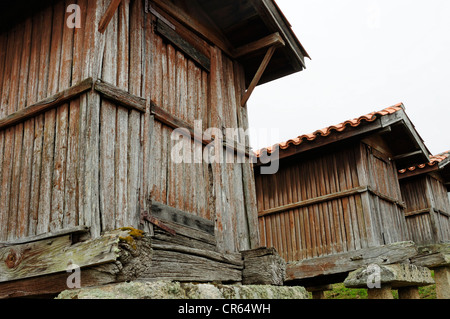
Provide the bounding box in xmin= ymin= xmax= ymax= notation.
xmin=210 ymin=45 xmax=235 ymax=253
xmin=0 ymin=25 xmax=16 ymax=240
xmin=357 ymin=143 xmax=379 ymax=247
xmin=116 ymin=0 xmax=130 ymax=227
xmin=233 ymin=61 xmax=259 ymax=249
xmin=100 ymin=1 xmax=118 ymax=231
xmin=50 ymin=1 xmax=75 ymax=232
xmin=28 ymin=7 xmax=51 ymax=236
xmin=6 ymin=21 xmax=26 ymax=241
xmin=128 ymin=0 xmax=144 ymax=229
xmin=37 ymin=1 xmax=65 ymax=234
xmin=0 ymin=31 xmax=7 ymax=222
xmin=64 ymin=0 xmax=87 ymax=228
xmin=16 ymin=18 xmax=34 ymax=238
xmin=81 ymin=0 xmax=105 ymax=237
xmin=23 ymin=11 xmax=41 ymax=235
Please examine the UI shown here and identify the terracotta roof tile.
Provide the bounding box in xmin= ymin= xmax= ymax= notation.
xmin=256 ymin=103 xmax=404 ymax=157
xmin=398 ymin=151 xmax=450 ymax=174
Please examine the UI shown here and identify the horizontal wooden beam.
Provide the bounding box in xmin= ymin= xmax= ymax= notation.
xmin=0 ymin=77 xmax=93 ymax=131
xmin=0 ymin=229 xmax=126 ymax=283
xmin=94 ymin=80 xmax=146 ymax=113
xmin=285 ymin=241 xmax=418 ymax=282
xmin=411 ymin=243 xmax=450 ymax=269
xmin=149 ymin=201 xmax=215 ymax=236
xmin=392 ymin=150 xmax=423 ymax=161
xmin=0 ymin=226 xmax=90 ymax=248
xmin=405 ymin=208 xmax=431 ymax=218
xmin=234 ymin=32 xmax=285 ymax=58
xmin=98 ymin=0 xmax=123 ymax=33
xmin=150 ymin=100 xmax=252 ymax=158
xmin=259 ymin=184 xmax=406 ymax=218
xmin=150 ymin=0 xmax=234 ymax=57
xmin=367 ymin=186 xmax=407 ymax=209
xmin=258 ymin=186 xmax=369 ymax=217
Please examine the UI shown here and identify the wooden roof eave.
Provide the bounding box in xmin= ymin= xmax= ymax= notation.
xmin=258 ymin=108 xmax=430 ymax=167
xmin=248 ymin=0 xmax=308 ymax=70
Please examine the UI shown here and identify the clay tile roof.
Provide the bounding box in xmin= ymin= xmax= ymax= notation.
xmin=256 ymin=103 xmax=404 ymax=157
xmin=398 ymin=151 xmax=450 ymax=174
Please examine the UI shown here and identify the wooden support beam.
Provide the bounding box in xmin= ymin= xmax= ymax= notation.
xmin=94 ymin=79 xmax=146 ymax=113
xmin=0 ymin=78 xmax=93 ymax=131
xmin=234 ymin=32 xmax=285 ymax=58
xmin=149 ymin=201 xmax=215 ymax=236
xmin=258 ymin=186 xmax=369 ymax=217
xmin=241 ymin=247 xmax=286 ymax=286
xmin=392 ymin=150 xmax=423 ymax=161
xmin=156 ymin=19 xmax=211 ymax=72
xmin=98 ymin=0 xmax=123 ymax=33
xmin=285 ymin=241 xmax=418 ymax=282
xmin=149 ymin=0 xmax=234 ymax=57
xmin=0 ymin=229 xmax=125 ymax=283
xmin=405 ymin=208 xmax=431 ymax=218
xmin=411 ymin=243 xmax=450 ymax=269
xmin=150 ymin=100 xmax=252 ymax=158
xmin=241 ymin=45 xmax=277 ymax=107
xmin=0 ymin=226 xmax=89 ymax=248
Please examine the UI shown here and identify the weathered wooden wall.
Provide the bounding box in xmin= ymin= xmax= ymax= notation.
xmin=0 ymin=0 xmax=259 ymax=253
xmin=0 ymin=0 xmax=94 ymax=241
xmin=256 ymin=142 xmax=409 ymax=262
xmin=400 ymin=175 xmax=450 ymax=245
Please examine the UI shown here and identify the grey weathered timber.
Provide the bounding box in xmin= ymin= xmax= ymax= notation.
xmin=0 ymin=77 xmax=93 ymax=131
xmin=156 ymin=19 xmax=211 ymax=72
xmin=0 ymin=229 xmax=125 ymax=283
xmin=410 ymin=243 xmax=450 ymax=268
xmin=149 ymin=201 xmax=215 ymax=236
xmin=241 ymin=247 xmax=286 ymax=286
xmin=94 ymin=79 xmax=146 ymax=113
xmin=0 ymin=225 xmax=90 ymax=247
xmin=285 ymin=241 xmax=418 ymax=282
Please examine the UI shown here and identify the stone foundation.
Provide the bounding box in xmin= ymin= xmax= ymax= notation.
xmin=56 ymin=281 xmax=309 ymax=299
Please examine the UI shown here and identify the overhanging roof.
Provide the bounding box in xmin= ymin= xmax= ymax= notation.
xmin=1 ymin=0 xmax=310 ymax=87
xmin=398 ymin=151 xmax=450 ymax=190
xmin=256 ymin=103 xmax=431 ymax=169
xmin=196 ymin=0 xmax=310 ymax=86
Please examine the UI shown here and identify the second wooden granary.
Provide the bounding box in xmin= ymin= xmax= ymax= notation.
xmin=398 ymin=151 xmax=450 ymax=245
xmin=0 ymin=0 xmax=309 ymax=296
xmin=255 ymin=103 xmax=430 ymax=285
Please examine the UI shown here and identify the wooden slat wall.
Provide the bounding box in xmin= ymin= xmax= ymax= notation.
xmin=257 ymin=144 xmax=368 ymax=262
xmin=0 ymin=1 xmax=91 ymax=241
xmin=256 ymin=142 xmax=410 ymax=263
xmin=0 ymin=0 xmax=258 ymax=253
xmin=146 ymin=17 xmax=253 ymax=252
xmin=400 ymin=175 xmax=450 ymax=244
xmin=361 ymin=143 xmax=409 ymax=245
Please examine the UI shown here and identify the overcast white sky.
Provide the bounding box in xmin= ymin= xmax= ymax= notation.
xmin=247 ymin=0 xmax=450 ymax=156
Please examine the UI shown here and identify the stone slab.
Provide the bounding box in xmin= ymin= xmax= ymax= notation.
xmin=56 ymin=281 xmax=309 ymax=299
xmin=344 ymin=263 xmax=434 ymax=289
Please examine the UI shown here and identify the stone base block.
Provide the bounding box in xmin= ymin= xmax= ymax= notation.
xmin=56 ymin=281 xmax=309 ymax=299
xmin=344 ymin=263 xmax=434 ymax=289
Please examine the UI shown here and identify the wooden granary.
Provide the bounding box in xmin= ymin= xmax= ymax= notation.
xmin=254 ymin=103 xmax=431 ymax=285
xmin=398 ymin=151 xmax=450 ymax=245
xmin=0 ymin=0 xmax=309 ymax=297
